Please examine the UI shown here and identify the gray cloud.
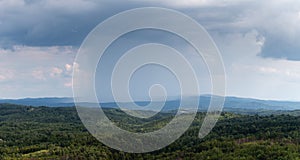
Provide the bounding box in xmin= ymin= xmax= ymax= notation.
xmin=159 ymin=0 xmax=300 ymax=61
xmin=0 ymin=0 xmax=133 ymax=47
xmin=1 ymin=0 xmax=300 ymax=61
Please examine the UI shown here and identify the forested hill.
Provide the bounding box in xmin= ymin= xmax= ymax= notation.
xmin=0 ymin=104 xmax=300 ymax=159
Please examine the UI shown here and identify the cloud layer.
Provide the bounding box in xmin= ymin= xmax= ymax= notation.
xmin=1 ymin=0 xmax=300 ymax=60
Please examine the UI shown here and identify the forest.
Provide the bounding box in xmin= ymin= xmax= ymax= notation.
xmin=0 ymin=103 xmax=300 ymax=159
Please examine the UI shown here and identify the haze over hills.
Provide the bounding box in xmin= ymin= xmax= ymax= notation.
xmin=1 ymin=95 xmax=300 ymax=112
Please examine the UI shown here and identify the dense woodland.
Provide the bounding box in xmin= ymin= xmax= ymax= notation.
xmin=0 ymin=103 xmax=300 ymax=159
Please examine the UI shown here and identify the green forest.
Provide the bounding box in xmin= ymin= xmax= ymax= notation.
xmin=0 ymin=103 xmax=300 ymax=159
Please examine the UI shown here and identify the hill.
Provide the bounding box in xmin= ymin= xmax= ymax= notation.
xmin=0 ymin=104 xmax=300 ymax=159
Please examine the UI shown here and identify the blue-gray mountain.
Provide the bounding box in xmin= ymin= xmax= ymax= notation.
xmin=1 ymin=96 xmax=300 ymax=112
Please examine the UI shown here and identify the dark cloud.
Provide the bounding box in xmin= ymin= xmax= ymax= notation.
xmin=0 ymin=0 xmax=136 ymax=47
xmin=0 ymin=0 xmax=300 ymax=61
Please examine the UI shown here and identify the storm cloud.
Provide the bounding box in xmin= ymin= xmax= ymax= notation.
xmin=1 ymin=0 xmax=300 ymax=60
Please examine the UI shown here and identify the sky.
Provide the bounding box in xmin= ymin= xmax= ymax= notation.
xmin=0 ymin=0 xmax=300 ymax=101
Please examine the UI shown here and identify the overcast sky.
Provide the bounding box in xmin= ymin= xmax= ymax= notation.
xmin=0 ymin=0 xmax=300 ymax=101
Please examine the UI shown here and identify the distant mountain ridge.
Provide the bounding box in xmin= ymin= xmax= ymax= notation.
xmin=0 ymin=97 xmax=74 ymax=107
xmin=1 ymin=96 xmax=300 ymax=111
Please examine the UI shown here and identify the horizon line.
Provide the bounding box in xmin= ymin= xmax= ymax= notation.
xmin=1 ymin=94 xmax=300 ymax=103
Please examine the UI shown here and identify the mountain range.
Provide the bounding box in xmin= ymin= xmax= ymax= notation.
xmin=1 ymin=96 xmax=300 ymax=113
